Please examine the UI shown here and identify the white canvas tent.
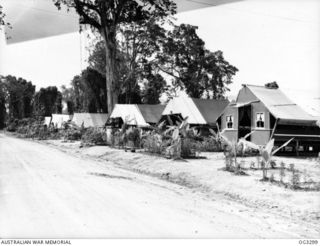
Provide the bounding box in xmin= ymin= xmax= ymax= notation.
xmin=51 ymin=114 xmax=72 ymax=128
xmin=43 ymin=116 xmax=52 ymax=126
xmin=72 ymin=113 xmax=108 ymax=128
xmin=109 ymin=104 xmax=150 ymax=128
xmin=162 ymin=96 xmax=229 ymax=125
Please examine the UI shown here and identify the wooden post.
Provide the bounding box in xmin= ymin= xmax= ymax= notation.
xmin=270 ymin=118 xmax=279 ymax=140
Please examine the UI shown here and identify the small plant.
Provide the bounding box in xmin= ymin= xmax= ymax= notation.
xmin=256 ymin=156 xmax=261 ymax=169
xmin=250 ymin=161 xmax=255 ymax=169
xmin=225 ymin=155 xmax=232 ymax=171
xmin=63 ymin=127 xmax=82 ymax=141
xmin=289 ymin=163 xmax=295 ymax=172
xmin=81 ymin=127 xmax=106 ymax=146
xmin=291 ymin=169 xmax=300 ymax=189
xmin=303 ymin=169 xmax=308 ymax=183
xmin=270 ymin=173 xmax=275 ymax=182
xmin=239 ymin=138 xmax=294 ymax=180
xmin=125 ymin=127 xmax=141 ymax=150
xmin=199 ymin=136 xmax=221 ymax=152
xmin=280 ymin=162 xmax=286 ymax=183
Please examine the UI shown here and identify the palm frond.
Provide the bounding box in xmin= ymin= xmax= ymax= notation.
xmin=243 ymin=130 xmax=255 ymax=140
xmin=272 ymin=138 xmax=294 ymax=155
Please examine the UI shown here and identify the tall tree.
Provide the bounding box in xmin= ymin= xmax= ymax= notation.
xmin=62 ymin=68 xmax=107 ymax=113
xmin=34 ymin=86 xmax=62 ymax=116
xmin=88 ymin=19 xmax=168 ymax=104
xmin=81 ymin=68 xmax=107 ymax=112
xmin=3 ymin=75 xmax=35 ymax=119
xmin=0 ymin=78 xmax=7 ymax=129
xmin=158 ymin=24 xmax=238 ymax=99
xmin=0 ymin=4 xmax=8 ymax=29
xmin=53 ymin=0 xmax=176 ymax=112
xmin=61 ymin=85 xmax=75 ymax=114
xmin=140 ymin=64 xmax=166 ymax=104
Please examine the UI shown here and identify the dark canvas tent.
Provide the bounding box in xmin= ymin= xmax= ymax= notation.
xmin=72 ymin=113 xmax=109 ymax=128
xmin=219 ymin=84 xmax=320 ymax=156
xmin=162 ymin=96 xmax=229 ymax=126
xmin=109 ymin=104 xmax=165 ymax=128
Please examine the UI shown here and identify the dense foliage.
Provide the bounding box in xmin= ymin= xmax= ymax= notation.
xmin=53 ymin=0 xmax=176 ymax=113
xmin=61 ymin=68 xmax=107 ymax=113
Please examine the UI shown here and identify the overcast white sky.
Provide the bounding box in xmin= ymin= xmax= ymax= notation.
xmin=0 ymin=0 xmax=319 ymax=115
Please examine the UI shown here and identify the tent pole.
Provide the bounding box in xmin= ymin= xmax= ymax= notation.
xmin=270 ymin=118 xmax=279 ymax=140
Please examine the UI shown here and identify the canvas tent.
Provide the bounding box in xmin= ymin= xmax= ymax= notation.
xmin=109 ymin=104 xmax=165 ymax=128
xmin=43 ymin=116 xmax=52 ymax=126
xmin=72 ymin=113 xmax=109 ymax=128
xmin=161 ymin=96 xmax=229 ymax=126
xmin=219 ymin=84 xmax=320 ymax=155
xmin=51 ymin=114 xmax=73 ymax=128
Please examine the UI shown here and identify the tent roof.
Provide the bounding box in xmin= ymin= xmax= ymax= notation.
xmin=110 ymin=104 xmax=165 ymax=127
xmin=136 ymin=104 xmax=166 ymax=124
xmin=245 ymin=85 xmax=316 ymax=124
xmin=51 ymin=114 xmax=72 ymax=128
xmin=72 ymin=113 xmax=108 ymax=128
xmin=43 ymin=116 xmax=52 ymax=126
xmin=162 ymin=97 xmax=229 ymax=125
xmin=192 ymin=98 xmax=229 ymax=124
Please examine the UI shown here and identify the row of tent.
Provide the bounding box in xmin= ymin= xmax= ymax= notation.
xmin=44 ymin=113 xmax=109 ymax=129
xmin=44 ymin=84 xmax=320 ymax=155
xmin=45 ymin=85 xmax=320 ymax=131
xmin=109 ymin=97 xmax=229 ymax=128
xmin=45 ymin=96 xmax=230 ymax=129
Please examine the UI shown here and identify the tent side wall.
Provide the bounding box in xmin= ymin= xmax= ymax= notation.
xmin=250 ymin=101 xmax=271 ymax=145
xmin=109 ymin=104 xmax=149 ymax=127
xmin=220 ymin=106 xmax=238 ymax=142
xmin=236 ymin=86 xmax=258 ymax=104
xmin=162 ymin=97 xmax=206 ymax=125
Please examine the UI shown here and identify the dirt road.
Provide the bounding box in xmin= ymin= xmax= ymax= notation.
xmin=0 ymin=133 xmax=315 ymax=238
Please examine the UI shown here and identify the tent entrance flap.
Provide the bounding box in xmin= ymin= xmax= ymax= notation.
xmin=238 ymin=105 xmax=251 ymax=140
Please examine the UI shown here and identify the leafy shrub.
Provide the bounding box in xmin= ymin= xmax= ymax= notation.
xmin=63 ymin=128 xmax=82 ymax=141
xmin=142 ymin=133 xmax=166 ymax=155
xmin=280 ymin=162 xmax=286 ymax=183
xmin=81 ymin=127 xmax=106 ymax=146
xmin=270 ymin=173 xmax=275 ymax=182
xmin=125 ymin=127 xmax=141 ymax=148
xmin=181 ymin=137 xmax=201 ymax=158
xmin=292 ymin=171 xmax=301 ymax=189
xmin=198 ymin=137 xmax=221 ymax=152
xmin=110 ymin=130 xmax=123 ymax=147
xmin=7 ymin=117 xmax=57 ymax=140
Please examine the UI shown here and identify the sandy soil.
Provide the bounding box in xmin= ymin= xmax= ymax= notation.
xmin=0 ymin=133 xmax=319 ymax=238
xmin=43 ymin=139 xmax=320 ymax=238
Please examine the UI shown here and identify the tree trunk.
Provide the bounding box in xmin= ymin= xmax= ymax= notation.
xmin=102 ymin=29 xmax=118 ymax=114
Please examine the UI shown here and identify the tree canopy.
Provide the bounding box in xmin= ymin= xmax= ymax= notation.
xmin=53 ymin=0 xmax=177 ymax=112
xmin=1 ymin=75 xmax=35 ymax=119
xmin=158 ymin=24 xmax=239 ymax=99
xmin=34 ymin=86 xmax=62 ymax=117
xmin=61 ymin=67 xmax=107 ymax=113
xmin=88 ymin=22 xmax=239 ymax=102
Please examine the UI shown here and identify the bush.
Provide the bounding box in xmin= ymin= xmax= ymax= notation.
xmin=110 ymin=129 xmax=123 ymax=147
xmin=125 ymin=127 xmax=141 ymax=148
xmin=198 ymin=136 xmax=221 ymax=152
xmin=63 ymin=128 xmax=82 ymax=141
xmin=81 ymin=127 xmax=106 ymax=146
xmin=181 ymin=138 xmax=200 ymax=158
xmin=142 ymin=133 xmax=166 ymax=155
xmin=7 ymin=117 xmax=56 ymax=140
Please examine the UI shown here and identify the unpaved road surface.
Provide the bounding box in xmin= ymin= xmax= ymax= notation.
xmin=0 ymin=133 xmax=317 ymax=238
